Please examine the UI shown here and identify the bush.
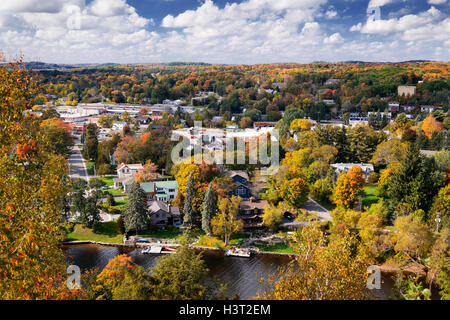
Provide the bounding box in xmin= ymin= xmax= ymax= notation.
xmin=368 ymin=172 xmax=379 ymax=184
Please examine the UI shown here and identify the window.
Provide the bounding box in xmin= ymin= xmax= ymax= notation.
xmin=169 ymin=189 xmax=175 ymax=192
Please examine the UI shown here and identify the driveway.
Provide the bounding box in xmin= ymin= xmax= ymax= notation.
xmin=68 ymin=145 xmax=88 ymax=181
xmin=301 ymin=198 xmax=332 ymax=222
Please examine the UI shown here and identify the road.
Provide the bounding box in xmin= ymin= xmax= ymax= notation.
xmin=68 ymin=144 xmax=88 ymax=181
xmin=301 ymin=197 xmax=332 ymax=222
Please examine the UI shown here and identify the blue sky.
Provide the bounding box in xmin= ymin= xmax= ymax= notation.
xmin=0 ymin=0 xmax=448 ymax=64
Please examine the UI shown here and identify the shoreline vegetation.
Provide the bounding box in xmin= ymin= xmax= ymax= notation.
xmin=64 ymin=221 xmax=296 ymax=254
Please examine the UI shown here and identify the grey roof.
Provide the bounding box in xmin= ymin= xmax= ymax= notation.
xmin=149 ymin=201 xmax=180 ymax=216
xmin=225 ymin=170 xmax=249 ymax=181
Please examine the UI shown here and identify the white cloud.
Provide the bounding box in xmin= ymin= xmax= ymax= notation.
xmin=428 ymin=0 xmax=447 ymax=4
xmin=324 ymin=33 xmax=344 ymax=44
xmin=0 ymin=0 xmax=448 ymax=64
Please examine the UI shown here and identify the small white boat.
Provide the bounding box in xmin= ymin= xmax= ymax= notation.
xmin=225 ymin=248 xmax=252 ymax=258
xmin=141 ymin=246 xmax=177 ymax=254
xmin=141 ymin=246 xmax=162 ymax=254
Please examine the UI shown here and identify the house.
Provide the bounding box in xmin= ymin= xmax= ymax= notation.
xmin=117 ymin=163 xmax=143 ymax=178
xmin=136 ymin=115 xmax=151 ymax=125
xmin=331 ymin=163 xmax=374 ymax=181
xmin=148 ymin=201 xmax=181 ymax=228
xmin=112 ymin=121 xmax=127 ymax=131
xmin=239 ymin=198 xmax=268 ymax=229
xmin=113 ymin=163 xmax=143 ymax=192
xmin=225 ymin=170 xmax=251 ymax=199
xmin=141 ymin=181 xmax=178 ymax=203
xmin=420 ymin=105 xmax=440 ymax=113
xmin=388 ymin=102 xmax=400 ymax=112
xmin=398 ymin=86 xmax=416 ymax=96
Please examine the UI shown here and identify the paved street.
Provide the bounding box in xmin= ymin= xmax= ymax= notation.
xmin=301 ymin=198 xmax=332 ymax=222
xmin=68 ymin=145 xmax=88 ymax=181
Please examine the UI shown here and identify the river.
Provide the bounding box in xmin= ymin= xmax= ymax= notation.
xmin=64 ymin=244 xmax=397 ymax=300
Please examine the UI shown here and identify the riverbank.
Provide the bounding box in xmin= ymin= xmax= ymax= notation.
xmin=61 ymin=240 xmax=296 ymax=257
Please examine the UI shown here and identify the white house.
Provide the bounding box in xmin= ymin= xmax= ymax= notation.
xmin=113 ymin=163 xmax=144 ymax=192
xmin=331 ymin=163 xmax=374 ymax=181
xmin=112 ymin=121 xmax=127 ymax=131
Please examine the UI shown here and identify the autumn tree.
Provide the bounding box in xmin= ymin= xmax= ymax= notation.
xmin=134 ymin=161 xmax=159 ymax=183
xmin=0 ymin=56 xmax=80 ymax=299
xmin=257 ymin=224 xmax=371 ymax=300
xmin=333 ymin=166 xmax=365 ymax=209
xmin=211 ymin=196 xmax=243 ymax=245
xmin=262 ymin=203 xmax=285 ymax=232
xmin=422 ymin=115 xmax=444 ymax=139
xmin=279 ymin=177 xmax=309 ymax=209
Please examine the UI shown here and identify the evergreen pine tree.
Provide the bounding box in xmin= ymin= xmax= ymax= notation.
xmin=183 ymin=173 xmax=195 ymax=226
xmin=123 ymin=182 xmax=148 ymax=234
xmin=201 ymin=183 xmax=217 ymax=235
xmin=387 ymin=143 xmax=426 ymax=213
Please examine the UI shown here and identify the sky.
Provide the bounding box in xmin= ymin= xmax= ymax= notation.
xmin=0 ymin=0 xmax=449 ymax=64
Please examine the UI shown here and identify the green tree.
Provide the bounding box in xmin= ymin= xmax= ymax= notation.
xmin=201 ymin=183 xmax=217 ymax=235
xmin=183 ymin=173 xmax=195 ymax=226
xmin=150 ymin=245 xmax=211 ymax=299
xmin=123 ymin=182 xmax=148 ymax=233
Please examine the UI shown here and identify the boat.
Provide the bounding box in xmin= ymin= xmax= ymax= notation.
xmin=225 ymin=247 xmax=252 ymax=258
xmin=141 ymin=246 xmax=177 ymax=254
xmin=141 ymin=246 xmax=162 ymax=254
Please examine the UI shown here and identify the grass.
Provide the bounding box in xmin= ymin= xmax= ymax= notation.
xmin=103 ymin=188 xmax=126 ymax=197
xmin=362 ymin=184 xmax=380 ymax=208
xmin=136 ymin=228 xmax=183 ymax=240
xmin=228 ymin=233 xmax=251 ymax=246
xmin=86 ymin=161 xmax=95 ymax=176
xmin=66 ymin=221 xmax=123 ymax=243
xmin=98 ymin=176 xmax=115 ymax=186
xmin=112 ymin=197 xmax=128 ymax=210
xmin=254 ymin=243 xmax=295 ymax=254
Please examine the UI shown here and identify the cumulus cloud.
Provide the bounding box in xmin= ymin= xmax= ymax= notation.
xmin=324 ymin=33 xmax=344 ymax=44
xmin=0 ymin=0 xmax=448 ymax=63
xmin=428 ymin=0 xmax=447 ymax=4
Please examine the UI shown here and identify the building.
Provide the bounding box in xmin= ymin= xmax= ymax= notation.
xmin=114 ymin=163 xmax=143 ymax=192
xmin=398 ymin=86 xmax=416 ymax=96
xmin=136 ymin=115 xmax=151 ymax=125
xmin=253 ymin=122 xmax=277 ymax=129
xmin=331 ymin=163 xmax=374 ymax=181
xmin=388 ymin=102 xmax=400 ymax=112
xmin=141 ymin=181 xmax=178 ymax=203
xmin=420 ymin=105 xmax=441 ymax=113
xmin=225 ymin=170 xmax=251 ymax=199
xmin=148 ymin=201 xmax=181 ymax=228
xmin=239 ymin=198 xmax=268 ymax=229
xmin=112 ymin=121 xmax=127 ymax=131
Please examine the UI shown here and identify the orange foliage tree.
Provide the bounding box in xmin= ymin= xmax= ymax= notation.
xmin=0 ymin=55 xmax=82 ymax=299
xmin=333 ymin=166 xmax=365 ymax=209
xmin=422 ymin=115 xmax=444 ymax=139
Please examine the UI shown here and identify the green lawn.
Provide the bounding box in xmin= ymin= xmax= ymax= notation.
xmin=254 ymin=243 xmax=295 ymax=254
xmin=362 ymin=184 xmax=380 ymax=208
xmin=86 ymin=161 xmax=95 ymax=176
xmin=136 ymin=228 xmax=183 ymax=240
xmin=98 ymin=176 xmax=115 ymax=186
xmin=112 ymin=197 xmax=128 ymax=210
xmin=103 ymin=188 xmax=126 ymax=197
xmin=229 ymin=233 xmax=251 ymax=246
xmin=66 ymin=221 xmax=123 ymax=243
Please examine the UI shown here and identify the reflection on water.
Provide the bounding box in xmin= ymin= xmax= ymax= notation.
xmin=64 ymin=244 xmax=395 ymax=300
